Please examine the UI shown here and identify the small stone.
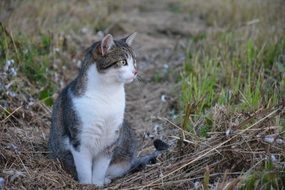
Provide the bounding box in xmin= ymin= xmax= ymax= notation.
xmin=53 ymin=48 xmax=60 ymax=53
xmin=7 ymin=91 xmax=17 ymax=97
xmin=4 ymin=60 xmax=12 ymax=71
xmin=161 ymin=94 xmax=166 ymax=102
xmin=271 ymin=154 xmax=277 ymax=162
xmin=97 ymin=31 xmax=104 ymax=39
xmin=225 ymin=129 xmax=231 ymax=137
xmin=10 ymin=68 xmax=17 ymax=76
xmin=263 ymin=135 xmax=275 ymax=143
xmin=276 ymin=138 xmax=285 ymax=145
xmin=80 ymin=27 xmax=89 ymax=34
xmin=153 ymin=124 xmax=162 ymax=135
xmin=194 ymin=181 xmax=201 ymax=189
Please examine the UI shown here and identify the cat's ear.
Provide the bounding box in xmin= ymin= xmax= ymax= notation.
xmin=124 ymin=32 xmax=137 ymax=46
xmin=100 ymin=34 xmax=114 ymax=56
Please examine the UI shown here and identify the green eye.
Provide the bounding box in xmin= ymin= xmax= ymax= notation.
xmin=117 ymin=60 xmax=127 ymax=66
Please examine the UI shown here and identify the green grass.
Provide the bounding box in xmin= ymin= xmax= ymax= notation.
xmin=182 ymin=33 xmax=285 ymax=114
xmin=240 ymin=160 xmax=285 ymax=190
xmin=180 ymin=2 xmax=285 ymax=135
xmin=181 ymin=33 xmax=285 ymax=190
xmin=179 ymin=0 xmax=285 ymax=188
xmin=0 ymin=25 xmax=57 ymax=106
xmin=0 ymin=0 xmax=111 ymax=106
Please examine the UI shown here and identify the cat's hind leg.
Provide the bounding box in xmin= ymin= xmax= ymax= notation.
xmin=60 ymin=151 xmax=77 ymax=179
xmin=106 ymin=160 xmax=132 ymax=179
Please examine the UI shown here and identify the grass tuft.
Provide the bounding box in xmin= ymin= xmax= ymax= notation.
xmin=179 ymin=0 xmax=285 ymax=188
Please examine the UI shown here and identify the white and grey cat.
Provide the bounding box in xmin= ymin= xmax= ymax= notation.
xmin=48 ymin=33 xmax=168 ymax=187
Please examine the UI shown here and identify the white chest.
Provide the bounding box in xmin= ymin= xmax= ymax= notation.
xmin=72 ymin=88 xmax=125 ymax=154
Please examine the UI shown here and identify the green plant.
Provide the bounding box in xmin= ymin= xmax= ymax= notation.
xmin=241 ymin=161 xmax=285 ymax=190
xmin=1 ymin=25 xmax=57 ymax=106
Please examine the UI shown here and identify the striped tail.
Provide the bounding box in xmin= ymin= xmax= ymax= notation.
xmin=129 ymin=139 xmax=169 ymax=173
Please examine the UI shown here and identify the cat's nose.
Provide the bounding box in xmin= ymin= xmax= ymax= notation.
xmin=133 ymin=70 xmax=138 ymax=75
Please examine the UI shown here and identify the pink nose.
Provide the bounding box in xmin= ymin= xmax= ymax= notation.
xmin=133 ymin=70 xmax=138 ymax=75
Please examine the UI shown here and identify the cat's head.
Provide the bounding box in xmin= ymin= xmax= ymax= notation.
xmin=90 ymin=33 xmax=137 ymax=84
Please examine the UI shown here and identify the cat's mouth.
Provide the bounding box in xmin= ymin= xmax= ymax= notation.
xmin=126 ymin=74 xmax=138 ymax=83
xmin=118 ymin=75 xmax=137 ymax=84
xmin=125 ymin=77 xmax=135 ymax=83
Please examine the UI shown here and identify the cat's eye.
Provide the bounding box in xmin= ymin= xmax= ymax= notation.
xmin=117 ymin=60 xmax=127 ymax=66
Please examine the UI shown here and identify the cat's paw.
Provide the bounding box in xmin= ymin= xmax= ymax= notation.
xmin=92 ymin=178 xmax=105 ymax=187
xmin=104 ymin=177 xmax=112 ymax=185
xmin=92 ymin=177 xmax=111 ymax=187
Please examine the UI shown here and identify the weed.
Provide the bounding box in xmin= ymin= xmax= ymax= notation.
xmin=167 ymin=2 xmax=182 ymax=14
xmin=241 ymin=161 xmax=285 ymax=190
xmin=181 ymin=30 xmax=285 ymax=132
xmin=1 ymin=25 xmax=57 ymax=106
xmin=179 ymin=0 xmax=285 ymax=188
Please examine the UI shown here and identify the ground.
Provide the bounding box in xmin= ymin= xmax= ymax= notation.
xmin=1 ymin=0 xmax=285 ymax=189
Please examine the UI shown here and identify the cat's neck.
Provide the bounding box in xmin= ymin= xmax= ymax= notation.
xmin=72 ymin=64 xmax=124 ymax=98
xmin=87 ymin=64 xmax=124 ymax=96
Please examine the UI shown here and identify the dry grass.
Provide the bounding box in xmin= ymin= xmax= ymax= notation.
xmin=0 ymin=0 xmax=111 ymax=36
xmin=1 ymin=95 xmax=284 ymax=189
xmin=1 ymin=0 xmax=285 ymax=189
xmin=100 ymin=102 xmax=285 ymax=189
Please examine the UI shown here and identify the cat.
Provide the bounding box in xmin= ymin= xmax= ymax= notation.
xmin=48 ymin=33 xmax=168 ymax=187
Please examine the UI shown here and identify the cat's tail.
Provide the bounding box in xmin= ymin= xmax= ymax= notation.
xmin=129 ymin=139 xmax=169 ymax=173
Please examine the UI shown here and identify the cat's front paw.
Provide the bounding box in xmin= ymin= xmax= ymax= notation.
xmin=104 ymin=177 xmax=112 ymax=185
xmin=92 ymin=177 xmax=111 ymax=187
xmin=92 ymin=178 xmax=105 ymax=187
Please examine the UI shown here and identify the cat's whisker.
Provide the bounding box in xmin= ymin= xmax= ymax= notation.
xmin=132 ymin=76 xmax=145 ymax=89
xmin=136 ymin=74 xmax=147 ymax=84
xmin=133 ymin=78 xmax=143 ymax=89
